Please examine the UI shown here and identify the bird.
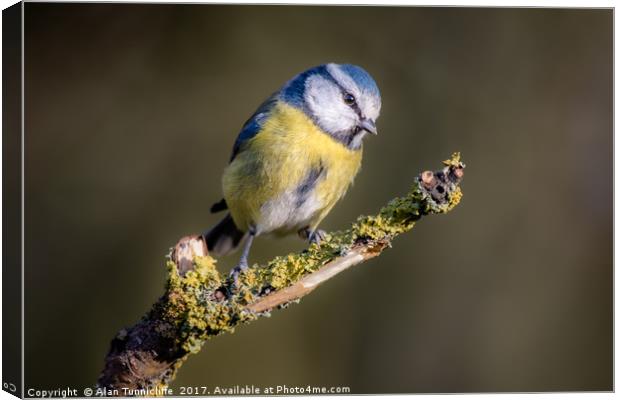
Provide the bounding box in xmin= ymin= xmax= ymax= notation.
xmin=204 ymin=63 xmax=381 ymax=279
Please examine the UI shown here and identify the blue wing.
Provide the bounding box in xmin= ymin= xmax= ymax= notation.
xmin=211 ymin=92 xmax=279 ymax=214
xmin=230 ymin=92 xmax=279 ymax=162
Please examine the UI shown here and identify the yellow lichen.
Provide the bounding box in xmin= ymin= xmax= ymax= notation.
xmin=443 ymin=151 xmax=463 ymax=168
xmin=155 ymin=153 xmax=464 ymax=368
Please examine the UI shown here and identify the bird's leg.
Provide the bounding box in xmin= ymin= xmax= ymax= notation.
xmin=298 ymin=227 xmax=327 ymax=245
xmin=309 ymin=229 xmax=327 ymax=245
xmin=228 ymin=229 xmax=255 ymax=284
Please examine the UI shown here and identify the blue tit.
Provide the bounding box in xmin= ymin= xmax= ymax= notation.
xmin=205 ymin=63 xmax=381 ymax=275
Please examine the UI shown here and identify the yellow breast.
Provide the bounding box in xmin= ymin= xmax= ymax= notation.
xmin=222 ymin=101 xmax=362 ymax=234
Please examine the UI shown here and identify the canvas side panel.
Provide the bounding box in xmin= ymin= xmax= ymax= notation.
xmin=2 ymin=2 xmax=23 ymax=398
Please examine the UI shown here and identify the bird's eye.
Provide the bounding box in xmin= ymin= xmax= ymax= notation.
xmin=343 ymin=93 xmax=356 ymax=106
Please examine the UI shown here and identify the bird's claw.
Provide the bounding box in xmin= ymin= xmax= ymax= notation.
xmin=308 ymin=229 xmax=327 ymax=245
xmin=227 ymin=262 xmax=248 ymax=290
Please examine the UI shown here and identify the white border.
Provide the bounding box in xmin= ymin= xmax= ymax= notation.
xmin=0 ymin=2 xmax=614 ymax=400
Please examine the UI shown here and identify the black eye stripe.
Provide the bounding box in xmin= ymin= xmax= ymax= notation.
xmin=346 ymin=94 xmax=363 ymax=117
xmin=341 ymin=91 xmax=363 ymax=117
xmin=316 ymin=70 xmax=364 ymax=117
xmin=352 ymin=103 xmax=362 ymax=117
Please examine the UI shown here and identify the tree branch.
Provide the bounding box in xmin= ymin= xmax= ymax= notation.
xmin=97 ymin=153 xmax=466 ymax=395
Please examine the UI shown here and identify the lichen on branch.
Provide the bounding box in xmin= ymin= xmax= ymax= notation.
xmin=97 ymin=153 xmax=466 ymax=393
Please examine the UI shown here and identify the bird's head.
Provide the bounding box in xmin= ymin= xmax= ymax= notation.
xmin=281 ymin=63 xmax=382 ymax=149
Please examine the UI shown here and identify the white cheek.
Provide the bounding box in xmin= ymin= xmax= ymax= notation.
xmin=361 ymin=95 xmax=381 ymax=121
xmin=305 ymin=75 xmax=358 ymax=133
xmin=350 ymin=130 xmax=367 ymax=149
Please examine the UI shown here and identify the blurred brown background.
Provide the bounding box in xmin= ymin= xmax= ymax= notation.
xmin=23 ymin=4 xmax=612 ymax=393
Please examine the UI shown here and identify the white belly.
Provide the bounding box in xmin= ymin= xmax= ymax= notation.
xmin=256 ymin=190 xmax=323 ymax=236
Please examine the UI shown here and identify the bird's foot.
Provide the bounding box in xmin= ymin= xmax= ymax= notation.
xmin=308 ymin=229 xmax=327 ymax=246
xmin=227 ymin=261 xmax=248 ymax=291
xmin=298 ymin=228 xmax=328 ymax=245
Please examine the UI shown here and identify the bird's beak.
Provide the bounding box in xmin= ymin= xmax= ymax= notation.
xmin=359 ymin=118 xmax=378 ymax=135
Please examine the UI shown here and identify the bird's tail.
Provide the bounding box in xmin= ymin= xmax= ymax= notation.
xmin=204 ymin=213 xmax=247 ymax=257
